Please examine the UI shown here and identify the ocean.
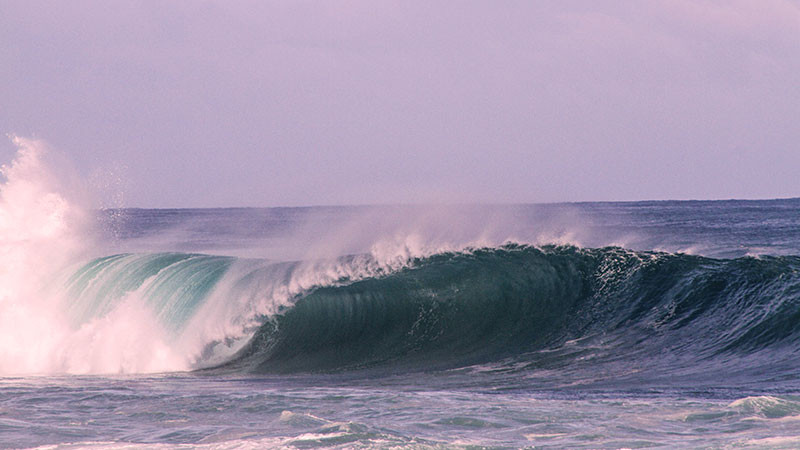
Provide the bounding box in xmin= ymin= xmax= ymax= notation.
xmin=2 ymin=148 xmax=800 ymax=448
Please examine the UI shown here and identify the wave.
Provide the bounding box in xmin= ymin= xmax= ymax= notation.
xmin=4 ymin=138 xmax=799 ymax=381
xmin=58 ymin=249 xmax=403 ymax=373
xmin=189 ymin=244 xmax=800 ymax=376
xmin=18 ymin=240 xmax=800 ymax=378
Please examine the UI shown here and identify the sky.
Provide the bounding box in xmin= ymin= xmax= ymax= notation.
xmin=1 ymin=0 xmax=798 ymax=208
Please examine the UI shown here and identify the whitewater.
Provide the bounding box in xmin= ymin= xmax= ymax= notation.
xmin=2 ymin=138 xmax=800 ymax=448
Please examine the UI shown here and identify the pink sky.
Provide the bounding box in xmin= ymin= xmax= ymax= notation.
xmin=1 ymin=1 xmax=798 ymax=207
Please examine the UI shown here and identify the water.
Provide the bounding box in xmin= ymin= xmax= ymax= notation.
xmin=6 ymin=377 xmax=800 ymax=449
xmin=2 ymin=140 xmax=800 ymax=448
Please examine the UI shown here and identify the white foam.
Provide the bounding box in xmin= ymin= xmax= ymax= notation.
xmin=0 ymin=137 xmax=184 ymax=374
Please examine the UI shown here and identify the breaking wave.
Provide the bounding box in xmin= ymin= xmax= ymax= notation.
xmin=57 ymin=243 xmax=800 ymax=382
xmin=2 ymin=137 xmax=799 ymax=383
xmin=217 ymin=244 xmax=800 ymax=376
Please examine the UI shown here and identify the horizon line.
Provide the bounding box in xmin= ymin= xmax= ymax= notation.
xmin=102 ymin=196 xmax=800 ymax=211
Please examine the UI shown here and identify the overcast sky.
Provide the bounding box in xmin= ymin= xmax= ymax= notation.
xmin=1 ymin=1 xmax=798 ymax=207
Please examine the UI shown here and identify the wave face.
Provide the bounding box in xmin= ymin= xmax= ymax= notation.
xmin=64 ymin=253 xmax=234 ymax=332
xmin=218 ymin=244 xmax=800 ymax=379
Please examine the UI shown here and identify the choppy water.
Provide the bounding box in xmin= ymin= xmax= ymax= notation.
xmin=5 ymin=375 xmax=800 ymax=449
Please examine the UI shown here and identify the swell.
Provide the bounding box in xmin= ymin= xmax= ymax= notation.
xmin=219 ymin=245 xmax=800 ymax=374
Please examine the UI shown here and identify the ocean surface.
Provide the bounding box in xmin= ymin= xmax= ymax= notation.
xmin=3 ymin=167 xmax=800 ymax=448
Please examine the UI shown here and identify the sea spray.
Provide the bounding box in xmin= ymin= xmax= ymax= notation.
xmin=0 ymin=136 xmax=88 ymax=373
xmin=0 ymin=137 xmax=184 ymax=374
xmin=0 ymin=139 xmax=511 ymax=374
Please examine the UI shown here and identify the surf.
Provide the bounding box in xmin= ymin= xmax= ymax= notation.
xmin=2 ymin=137 xmax=800 ymax=383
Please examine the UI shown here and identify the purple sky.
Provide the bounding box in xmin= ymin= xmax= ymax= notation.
xmin=1 ymin=1 xmax=798 ymax=207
